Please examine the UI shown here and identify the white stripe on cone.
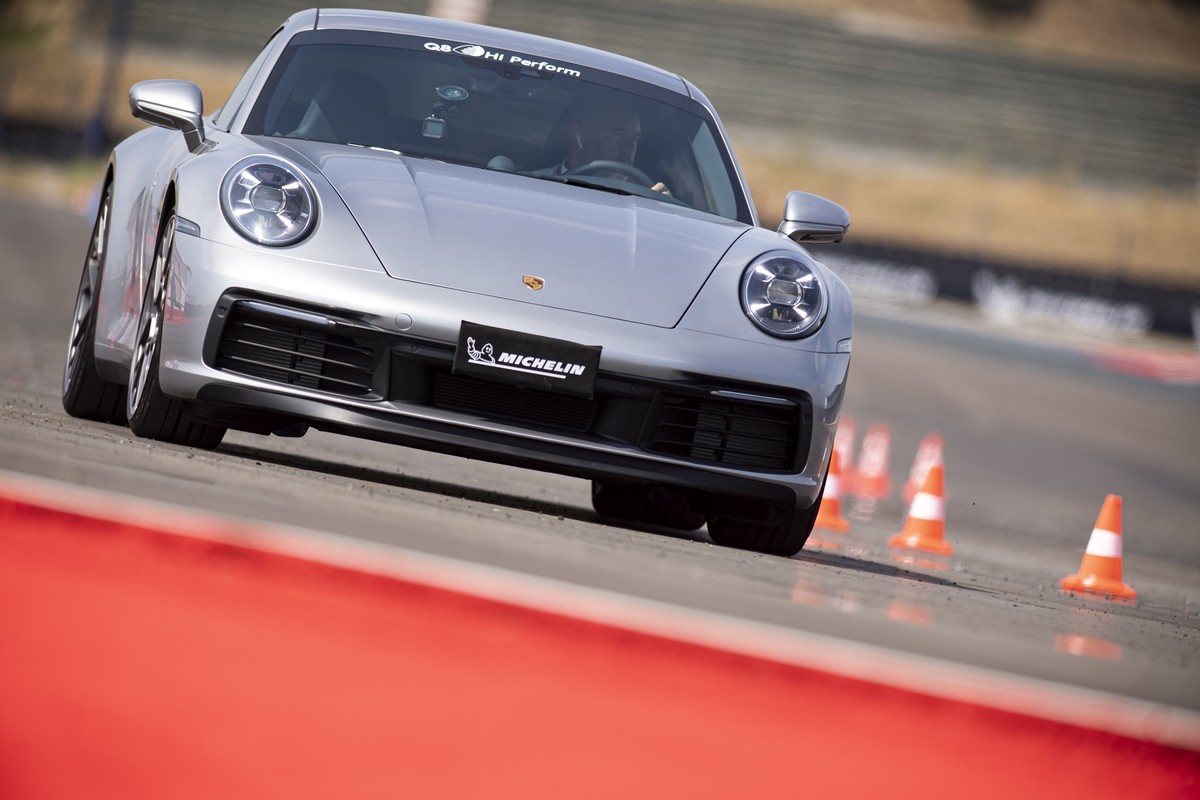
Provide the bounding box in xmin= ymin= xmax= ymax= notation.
xmin=908 ymin=492 xmax=944 ymax=521
xmin=1085 ymin=528 xmax=1123 ymax=559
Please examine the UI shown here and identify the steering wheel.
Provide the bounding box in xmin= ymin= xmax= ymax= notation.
xmin=563 ymin=160 xmax=654 ymax=188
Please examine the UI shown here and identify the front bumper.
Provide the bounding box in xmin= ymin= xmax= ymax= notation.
xmin=161 ymin=233 xmax=851 ymax=511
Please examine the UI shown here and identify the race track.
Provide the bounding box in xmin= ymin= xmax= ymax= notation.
xmin=2 ymin=191 xmax=1198 ymax=718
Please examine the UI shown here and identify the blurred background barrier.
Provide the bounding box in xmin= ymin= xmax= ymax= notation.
xmin=820 ymin=242 xmax=1200 ymax=339
xmin=2 ymin=0 xmax=1198 ymax=334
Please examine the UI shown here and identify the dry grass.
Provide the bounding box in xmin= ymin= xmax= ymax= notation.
xmin=744 ymin=0 xmax=1200 ymax=76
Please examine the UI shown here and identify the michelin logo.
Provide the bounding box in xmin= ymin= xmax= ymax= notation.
xmin=466 ymin=337 xmax=587 ymax=379
xmin=424 ymin=41 xmax=583 ymax=77
xmin=465 ymin=336 xmax=495 ymax=364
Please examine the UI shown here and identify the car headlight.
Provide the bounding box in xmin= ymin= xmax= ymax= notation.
xmin=739 ymin=250 xmax=828 ymax=338
xmin=220 ymin=156 xmax=316 ymax=246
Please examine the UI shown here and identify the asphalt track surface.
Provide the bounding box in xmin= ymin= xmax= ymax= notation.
xmin=2 ymin=193 xmax=1198 ymax=720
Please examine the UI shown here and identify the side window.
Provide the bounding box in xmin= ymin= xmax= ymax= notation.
xmin=211 ymin=28 xmax=283 ymax=132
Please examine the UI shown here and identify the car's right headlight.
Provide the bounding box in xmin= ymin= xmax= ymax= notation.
xmin=739 ymin=250 xmax=828 ymax=339
xmin=220 ymin=155 xmax=316 ymax=246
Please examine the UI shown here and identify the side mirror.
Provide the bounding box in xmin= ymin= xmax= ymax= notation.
xmin=130 ymin=80 xmax=207 ymax=153
xmin=777 ymin=191 xmax=849 ymax=244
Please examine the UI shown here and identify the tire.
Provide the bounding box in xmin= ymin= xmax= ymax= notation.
xmin=126 ymin=212 xmax=226 ymax=450
xmin=591 ymin=480 xmax=706 ymax=531
xmin=706 ymin=479 xmax=826 ymax=557
xmin=62 ymin=182 xmax=127 ymax=424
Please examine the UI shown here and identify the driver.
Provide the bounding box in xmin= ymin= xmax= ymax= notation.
xmin=536 ymin=99 xmax=669 ymax=193
xmin=567 ymin=100 xmax=641 ymax=172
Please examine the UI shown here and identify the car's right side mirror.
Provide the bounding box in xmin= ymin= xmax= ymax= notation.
xmin=777 ymin=191 xmax=850 ymax=244
xmin=129 ymin=79 xmax=207 ymax=153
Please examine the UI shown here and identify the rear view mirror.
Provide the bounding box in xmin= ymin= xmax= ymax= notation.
xmin=130 ymin=80 xmax=207 ymax=153
xmin=777 ymin=191 xmax=849 ymax=244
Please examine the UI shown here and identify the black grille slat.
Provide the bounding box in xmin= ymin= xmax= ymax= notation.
xmin=654 ymin=419 xmax=793 ymax=444
xmin=646 ymin=398 xmax=800 ymax=471
xmin=224 ymin=333 xmax=374 ymax=376
xmin=215 ymin=305 xmax=376 ymax=397
xmin=219 ymin=354 xmax=371 ymax=392
xmin=235 ymin=320 xmax=374 ymax=360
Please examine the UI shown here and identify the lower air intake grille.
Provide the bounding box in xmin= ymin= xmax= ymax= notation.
xmin=215 ymin=305 xmax=376 ymax=397
xmin=432 ymin=373 xmax=596 ymax=432
xmin=646 ymin=396 xmax=801 ymax=471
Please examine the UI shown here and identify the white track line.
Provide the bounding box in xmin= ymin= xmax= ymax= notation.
xmin=2 ymin=468 xmax=1198 ymax=751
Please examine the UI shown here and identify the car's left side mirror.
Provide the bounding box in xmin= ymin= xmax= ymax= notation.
xmin=777 ymin=191 xmax=849 ymax=244
xmin=130 ymin=79 xmax=207 ymax=153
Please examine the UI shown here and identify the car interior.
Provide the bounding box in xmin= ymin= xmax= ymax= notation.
xmin=244 ymin=41 xmax=743 ymax=220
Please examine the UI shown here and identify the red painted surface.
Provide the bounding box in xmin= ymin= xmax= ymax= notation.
xmin=1092 ymin=346 xmax=1200 ymax=385
xmin=0 ymin=494 xmax=1196 ymax=799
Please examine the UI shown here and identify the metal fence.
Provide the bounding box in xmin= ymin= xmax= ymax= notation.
xmin=76 ymin=0 xmax=1200 ymax=193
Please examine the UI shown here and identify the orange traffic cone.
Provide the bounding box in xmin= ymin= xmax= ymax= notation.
xmin=853 ymin=423 xmax=892 ymax=500
xmin=902 ymin=432 xmax=943 ymax=504
xmin=815 ymin=451 xmax=852 ymax=532
xmin=888 ymin=463 xmax=952 ymax=554
xmin=833 ymin=417 xmax=857 ymax=494
xmin=1060 ymin=495 xmax=1136 ymax=601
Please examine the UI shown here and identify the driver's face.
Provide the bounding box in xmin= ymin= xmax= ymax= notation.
xmin=577 ymin=109 xmax=641 ymax=165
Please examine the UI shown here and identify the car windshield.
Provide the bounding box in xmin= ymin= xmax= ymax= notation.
xmin=242 ymin=30 xmax=752 ymax=224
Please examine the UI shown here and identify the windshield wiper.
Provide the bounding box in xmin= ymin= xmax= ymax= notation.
xmin=532 ymin=173 xmax=634 ymax=196
xmin=531 ymin=173 xmax=695 ymax=210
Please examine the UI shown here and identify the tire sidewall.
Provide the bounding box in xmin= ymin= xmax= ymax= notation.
xmin=62 ymin=182 xmax=125 ymax=422
xmin=63 ymin=184 xmax=110 ymax=401
xmin=126 ymin=214 xmax=173 ymax=434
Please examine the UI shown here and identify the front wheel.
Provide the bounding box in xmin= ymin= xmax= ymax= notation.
xmin=706 ymin=479 xmax=826 ymax=557
xmin=126 ymin=213 xmax=225 ymax=449
xmin=591 ymin=481 xmax=706 ymax=531
xmin=62 ymin=182 xmax=126 ymax=423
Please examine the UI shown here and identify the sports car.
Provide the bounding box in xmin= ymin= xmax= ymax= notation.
xmin=62 ymin=8 xmax=853 ymax=556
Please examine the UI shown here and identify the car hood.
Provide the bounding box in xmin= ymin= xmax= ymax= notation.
xmin=273 ymin=140 xmax=749 ymax=327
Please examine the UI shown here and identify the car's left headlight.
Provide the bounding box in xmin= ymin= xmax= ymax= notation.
xmin=220 ymin=155 xmax=316 ymax=246
xmin=739 ymin=250 xmax=828 ymax=338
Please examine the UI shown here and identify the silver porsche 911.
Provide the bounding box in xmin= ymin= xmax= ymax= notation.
xmin=63 ymin=8 xmax=852 ymax=556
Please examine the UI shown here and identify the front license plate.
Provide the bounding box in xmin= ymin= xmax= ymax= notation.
xmin=452 ymin=321 xmax=602 ymax=399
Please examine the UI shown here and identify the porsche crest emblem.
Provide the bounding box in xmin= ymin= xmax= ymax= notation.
xmin=522 ymin=275 xmax=545 ymax=291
